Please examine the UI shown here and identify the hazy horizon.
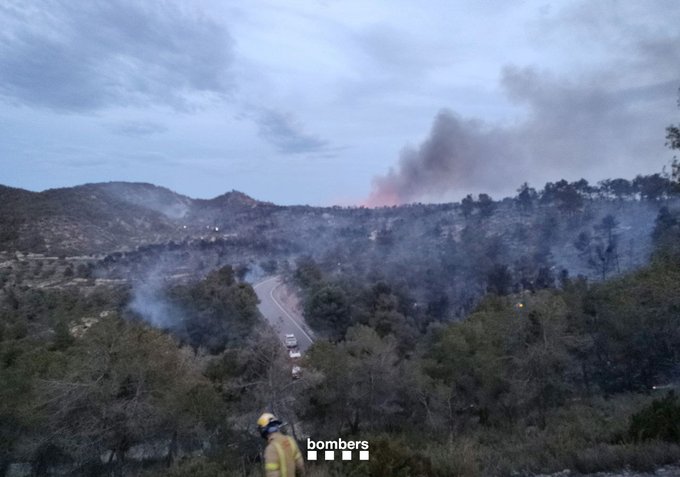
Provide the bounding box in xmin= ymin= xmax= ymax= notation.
xmin=1 ymin=1 xmax=678 ymax=206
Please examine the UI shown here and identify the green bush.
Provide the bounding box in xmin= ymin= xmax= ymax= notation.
xmin=628 ymin=392 xmax=680 ymax=442
xmin=331 ymin=437 xmax=433 ymax=477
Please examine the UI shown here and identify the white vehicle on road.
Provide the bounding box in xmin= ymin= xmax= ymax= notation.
xmin=292 ymin=365 xmax=302 ymax=380
xmin=288 ymin=348 xmax=301 ymax=359
xmin=285 ymin=333 xmax=297 ymax=348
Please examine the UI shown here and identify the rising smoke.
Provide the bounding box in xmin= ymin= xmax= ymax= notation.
xmin=367 ymin=110 xmax=516 ymax=205
xmin=123 ymin=255 xmax=195 ymax=330
xmin=367 ymin=67 xmax=677 ymax=206
xmin=128 ymin=270 xmax=182 ymax=330
xmin=367 ymin=3 xmax=680 ymax=206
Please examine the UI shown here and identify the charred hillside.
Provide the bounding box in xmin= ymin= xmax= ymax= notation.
xmin=2 ymin=175 xmax=677 ymax=319
xmin=1 ymin=177 xmax=680 ymax=477
xmin=0 ymin=182 xmax=275 ymax=254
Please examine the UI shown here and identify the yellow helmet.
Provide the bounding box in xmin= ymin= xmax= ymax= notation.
xmin=257 ymin=412 xmax=282 ymax=438
xmin=257 ymin=412 xmax=277 ymax=428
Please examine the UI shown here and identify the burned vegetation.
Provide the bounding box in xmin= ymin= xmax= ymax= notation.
xmin=1 ymin=173 xmax=680 ymax=476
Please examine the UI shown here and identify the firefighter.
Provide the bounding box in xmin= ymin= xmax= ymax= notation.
xmin=257 ymin=412 xmax=305 ymax=477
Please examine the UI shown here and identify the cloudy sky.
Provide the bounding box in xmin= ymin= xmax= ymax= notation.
xmin=1 ymin=1 xmax=678 ymax=205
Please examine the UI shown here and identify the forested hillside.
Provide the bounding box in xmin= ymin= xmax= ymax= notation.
xmin=3 ymin=174 xmax=677 ymax=321
xmin=0 ymin=265 xmax=289 ymax=476
xmin=286 ymin=201 xmax=680 ymax=476
xmin=1 ymin=171 xmax=680 ymax=476
xmin=1 ymin=190 xmax=679 ymax=476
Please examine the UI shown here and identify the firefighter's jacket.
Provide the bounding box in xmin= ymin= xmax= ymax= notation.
xmin=264 ymin=432 xmax=305 ymax=477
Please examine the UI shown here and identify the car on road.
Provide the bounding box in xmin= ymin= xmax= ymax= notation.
xmin=292 ymin=365 xmax=302 ymax=380
xmin=288 ymin=348 xmax=301 ymax=359
xmin=285 ymin=333 xmax=297 ymax=348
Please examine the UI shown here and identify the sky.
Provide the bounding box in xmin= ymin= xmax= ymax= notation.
xmin=0 ymin=0 xmax=678 ymax=206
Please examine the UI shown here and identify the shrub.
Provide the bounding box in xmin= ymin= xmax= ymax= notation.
xmin=628 ymin=392 xmax=680 ymax=442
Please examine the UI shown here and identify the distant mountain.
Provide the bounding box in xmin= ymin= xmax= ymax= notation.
xmin=0 ymin=182 xmax=270 ymax=254
xmin=199 ymin=190 xmax=269 ymax=209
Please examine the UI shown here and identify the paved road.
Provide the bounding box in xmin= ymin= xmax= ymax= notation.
xmin=253 ymin=276 xmax=314 ymax=352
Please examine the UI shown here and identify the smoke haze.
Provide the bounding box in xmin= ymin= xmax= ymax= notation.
xmin=367 ymin=3 xmax=680 ymax=206
xmin=129 ymin=278 xmax=179 ymax=329
xmin=367 ymin=69 xmax=677 ymax=205
xmin=124 ymin=258 xmax=189 ymax=330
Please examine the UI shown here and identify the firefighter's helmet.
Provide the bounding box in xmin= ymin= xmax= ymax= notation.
xmin=257 ymin=412 xmax=282 ymax=438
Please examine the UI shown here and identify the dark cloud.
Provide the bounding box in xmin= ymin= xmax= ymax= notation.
xmin=255 ymin=109 xmax=331 ymax=155
xmin=0 ymin=1 xmax=234 ymax=112
xmin=367 ymin=4 xmax=680 ymax=206
xmin=109 ymin=121 xmax=167 ymax=137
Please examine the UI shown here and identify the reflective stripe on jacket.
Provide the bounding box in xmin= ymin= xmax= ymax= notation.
xmin=264 ymin=432 xmax=305 ymax=477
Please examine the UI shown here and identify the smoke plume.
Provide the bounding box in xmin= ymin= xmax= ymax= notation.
xmin=367 ymin=67 xmax=676 ymax=206
xmin=367 ymin=3 xmax=680 ymax=205
xmin=367 ymin=111 xmax=517 ymax=205
xmin=125 ymin=259 xmax=187 ymax=330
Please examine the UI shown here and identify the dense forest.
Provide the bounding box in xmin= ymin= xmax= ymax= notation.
xmin=0 ymin=265 xmax=291 ymax=476
xmin=280 ymin=204 xmax=680 ymax=475
xmin=1 ymin=185 xmax=679 ymax=475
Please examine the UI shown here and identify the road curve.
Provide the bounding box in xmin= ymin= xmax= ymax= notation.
xmin=253 ymin=276 xmax=314 ymax=352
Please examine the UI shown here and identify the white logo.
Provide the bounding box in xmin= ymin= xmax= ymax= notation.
xmin=306 ymin=438 xmax=369 ymax=461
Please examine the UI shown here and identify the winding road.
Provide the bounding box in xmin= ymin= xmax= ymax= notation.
xmin=253 ymin=276 xmax=314 ymax=352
